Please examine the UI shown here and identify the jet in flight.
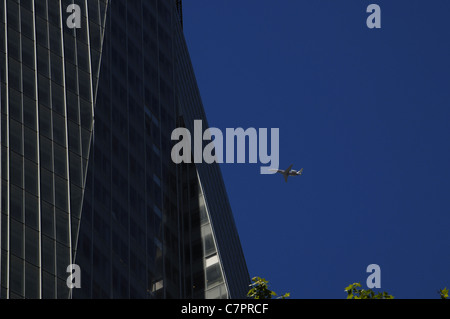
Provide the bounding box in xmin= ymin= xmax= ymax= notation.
xmin=270 ymin=164 xmax=304 ymax=182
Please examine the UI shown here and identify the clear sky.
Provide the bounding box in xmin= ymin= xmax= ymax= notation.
xmin=182 ymin=0 xmax=450 ymax=299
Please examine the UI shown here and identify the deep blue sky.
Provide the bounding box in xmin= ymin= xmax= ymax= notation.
xmin=183 ymin=1 xmax=450 ymax=299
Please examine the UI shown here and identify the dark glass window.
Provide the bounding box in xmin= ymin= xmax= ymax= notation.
xmin=65 ymin=62 xmax=78 ymax=94
xmin=69 ymin=152 xmax=82 ymax=187
xmin=38 ymin=74 xmax=50 ymax=107
xmin=37 ymin=45 xmax=49 ymax=76
xmin=42 ymin=271 xmax=56 ymax=299
xmin=7 ymin=28 xmax=20 ymax=61
xmin=54 ymin=175 xmax=68 ymax=211
xmin=68 ymin=121 xmax=80 ymax=155
xmin=70 ymin=183 xmax=82 ymax=219
xmin=8 ymin=57 xmax=21 ymax=91
xmin=25 ymin=226 xmax=39 ymax=266
xmin=76 ymin=41 xmax=89 ymax=72
xmin=21 ymin=35 xmax=35 ymax=68
xmin=78 ymin=69 xmax=91 ymax=102
xmin=39 ymin=135 xmax=53 ymax=171
xmin=39 ymin=105 xmax=52 ymax=139
xmin=40 ymin=168 xmax=54 ymax=205
xmin=36 ymin=16 xmax=48 ymax=48
xmin=22 ymin=65 xmax=36 ymax=99
xmin=51 ymin=82 xmax=64 ymax=115
xmin=67 ymin=91 xmax=79 ymax=123
xmin=80 ymin=99 xmax=93 ymax=131
xmin=25 ymin=192 xmax=39 ymax=230
xmin=9 ymin=255 xmax=24 ymax=296
xmin=55 ymin=209 xmax=69 ymax=246
xmin=25 ymin=262 xmax=40 ymax=298
xmin=9 ymin=88 xmax=22 ymax=122
xmin=10 ymin=151 xmax=24 ymax=188
xmin=52 ymin=111 xmax=66 ymax=146
xmin=50 ymin=53 xmax=63 ymax=85
xmin=41 ymin=202 xmax=55 ymax=240
xmin=53 ymin=143 xmax=67 ymax=178
xmin=23 ymin=94 xmax=36 ymax=130
xmin=10 ymin=218 xmax=24 ymax=258
xmin=24 ymin=124 xmax=38 ymax=164
xmin=63 ymin=35 xmax=76 ymax=65
xmin=47 ymin=0 xmax=60 ymax=27
xmin=41 ymin=236 xmax=56 ymax=275
xmin=56 ymin=242 xmax=70 ymax=280
xmin=49 ymin=23 xmax=62 ymax=55
xmin=24 ymin=159 xmax=38 ymax=196
xmin=10 ymin=119 xmax=23 ymax=155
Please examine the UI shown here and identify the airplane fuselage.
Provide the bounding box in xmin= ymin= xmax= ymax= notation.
xmin=271 ymin=165 xmax=303 ymax=182
xmin=277 ymin=170 xmax=301 ymax=176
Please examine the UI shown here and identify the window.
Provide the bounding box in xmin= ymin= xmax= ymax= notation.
xmin=51 ymin=82 xmax=64 ymax=116
xmin=25 ymin=226 xmax=39 ymax=266
xmin=69 ymin=152 xmax=82 ymax=187
xmin=78 ymin=69 xmax=91 ymax=102
xmin=37 ymin=45 xmax=49 ymax=76
xmin=52 ymin=111 xmax=66 ymax=146
xmin=53 ymin=143 xmax=67 ymax=178
xmin=9 ymin=255 xmax=24 ymax=296
xmin=7 ymin=28 xmax=20 ymax=61
xmin=8 ymin=57 xmax=21 ymax=91
xmin=10 ymin=151 xmax=24 ymax=188
xmin=24 ymin=158 xmax=38 ymax=195
xmin=67 ymin=91 xmax=79 ymax=123
xmin=70 ymin=183 xmax=82 ymax=219
xmin=38 ymin=74 xmax=50 ymax=107
xmin=25 ymin=192 xmax=39 ymax=230
xmin=24 ymin=126 xmax=37 ymax=162
xmin=9 ymin=88 xmax=22 ymax=122
xmin=41 ymin=236 xmax=55 ymax=275
xmin=25 ymin=262 xmax=40 ymax=299
xmin=42 ymin=271 xmax=56 ymax=299
xmin=56 ymin=242 xmax=70 ymax=280
xmin=206 ymin=263 xmax=223 ymax=288
xmin=10 ymin=119 xmax=23 ymax=155
xmin=40 ymin=168 xmax=54 ymax=205
xmin=39 ymin=105 xmax=52 ymax=138
xmin=65 ymin=62 xmax=78 ymax=94
xmin=36 ymin=17 xmax=48 ymax=49
xmin=50 ymin=52 xmax=63 ymax=85
xmin=55 ymin=209 xmax=69 ymax=246
xmin=63 ymin=35 xmax=76 ymax=65
xmin=23 ymin=94 xmax=36 ymax=130
xmin=22 ymin=64 xmax=36 ymax=99
xmin=49 ymin=23 xmax=62 ymax=56
xmin=21 ymin=36 xmax=35 ymax=68
xmin=54 ymin=175 xmax=68 ymax=211
xmin=39 ymin=135 xmax=53 ymax=171
xmin=10 ymin=218 xmax=24 ymax=258
xmin=68 ymin=121 xmax=80 ymax=155
xmin=41 ymin=201 xmax=55 ymax=239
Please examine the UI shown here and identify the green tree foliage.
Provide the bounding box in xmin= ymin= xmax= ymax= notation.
xmin=248 ymin=277 xmax=448 ymax=299
xmin=439 ymin=288 xmax=449 ymax=299
xmin=344 ymin=283 xmax=394 ymax=299
xmin=247 ymin=277 xmax=290 ymax=299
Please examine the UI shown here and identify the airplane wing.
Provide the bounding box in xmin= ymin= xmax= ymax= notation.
xmin=284 ymin=174 xmax=288 ymax=183
xmin=286 ymin=164 xmax=293 ymax=172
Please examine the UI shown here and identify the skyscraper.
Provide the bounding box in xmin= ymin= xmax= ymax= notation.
xmin=0 ymin=0 xmax=249 ymax=299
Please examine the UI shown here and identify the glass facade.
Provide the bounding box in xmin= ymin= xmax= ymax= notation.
xmin=1 ymin=0 xmax=249 ymax=299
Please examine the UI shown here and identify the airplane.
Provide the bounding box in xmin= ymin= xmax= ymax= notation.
xmin=270 ymin=164 xmax=304 ymax=182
